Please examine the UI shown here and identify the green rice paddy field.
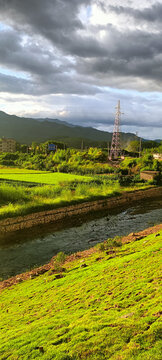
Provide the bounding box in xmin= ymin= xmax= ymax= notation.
xmin=0 ymin=230 xmax=161 ymax=359
xmin=0 ymin=168 xmax=91 ymax=185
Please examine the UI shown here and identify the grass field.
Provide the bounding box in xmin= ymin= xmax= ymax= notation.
xmin=0 ymin=168 xmax=91 ymax=185
xmin=0 ymin=230 xmax=161 ymax=359
xmin=0 ymin=168 xmax=44 ymax=173
xmin=0 ymin=167 xmax=152 ymax=220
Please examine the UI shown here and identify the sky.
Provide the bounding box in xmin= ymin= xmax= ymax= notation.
xmin=0 ymin=0 xmax=162 ymax=139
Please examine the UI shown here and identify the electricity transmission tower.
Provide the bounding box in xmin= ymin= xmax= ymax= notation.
xmin=109 ymin=100 xmax=122 ymax=160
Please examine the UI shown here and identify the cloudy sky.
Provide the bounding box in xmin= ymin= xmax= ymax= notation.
xmin=0 ymin=0 xmax=162 ymax=139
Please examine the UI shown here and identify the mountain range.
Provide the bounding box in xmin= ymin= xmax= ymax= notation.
xmin=0 ymin=111 xmax=139 ymax=147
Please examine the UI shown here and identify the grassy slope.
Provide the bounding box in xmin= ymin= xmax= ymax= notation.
xmin=0 ymin=231 xmax=161 ymax=360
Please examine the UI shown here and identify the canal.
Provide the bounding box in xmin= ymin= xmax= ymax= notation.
xmin=0 ymin=197 xmax=162 ymax=279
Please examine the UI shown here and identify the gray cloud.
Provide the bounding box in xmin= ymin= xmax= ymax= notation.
xmin=0 ymin=29 xmax=63 ymax=76
xmin=0 ymin=0 xmax=162 ymax=138
xmin=0 ymin=71 xmax=101 ymax=96
xmin=0 ymin=0 xmax=162 ymax=92
xmin=75 ymin=25 xmax=162 ymax=91
xmin=0 ymin=26 xmax=101 ymax=95
xmin=0 ymin=0 xmax=106 ymax=58
xmin=109 ymin=2 xmax=162 ymax=23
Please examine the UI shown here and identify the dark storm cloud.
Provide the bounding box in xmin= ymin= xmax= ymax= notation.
xmin=0 ymin=0 xmax=162 ymax=138
xmin=0 ymin=27 xmax=101 ymax=95
xmin=0 ymin=0 xmax=107 ymax=96
xmin=0 ymin=0 xmax=85 ymax=33
xmin=0 ymin=0 xmax=162 ymax=92
xmin=1 ymin=24 xmax=162 ymax=84
xmin=109 ymin=2 xmax=162 ymax=23
xmin=76 ymin=26 xmax=162 ymax=89
xmin=0 ymin=0 xmax=107 ymax=58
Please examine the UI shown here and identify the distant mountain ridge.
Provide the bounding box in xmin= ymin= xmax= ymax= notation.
xmin=0 ymin=110 xmax=139 ymax=147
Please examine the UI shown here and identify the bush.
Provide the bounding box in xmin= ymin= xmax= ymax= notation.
xmin=98 ymin=237 xmax=122 ymax=252
xmin=0 ymin=152 xmax=19 ymax=160
xmin=55 ymin=252 xmax=66 ymax=264
xmin=53 ymin=150 xmax=68 ymax=164
xmin=106 ymin=236 xmax=122 ymax=248
xmin=0 ymin=160 xmax=15 ymax=166
xmin=120 ymin=169 xmax=129 ymax=175
xmin=152 ymin=173 xmax=162 ymax=185
xmin=118 ymin=175 xmax=133 ymax=186
xmin=57 ymin=162 xmax=69 ymax=173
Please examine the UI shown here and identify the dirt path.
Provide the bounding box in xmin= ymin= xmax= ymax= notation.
xmin=0 ymin=223 xmax=161 ymax=292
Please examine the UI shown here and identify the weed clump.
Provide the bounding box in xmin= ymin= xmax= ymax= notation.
xmin=53 ymin=252 xmax=66 ymax=272
xmin=98 ymin=243 xmax=105 ymax=251
xmin=106 ymin=236 xmax=122 ymax=248
xmin=98 ymin=236 xmax=122 ymax=251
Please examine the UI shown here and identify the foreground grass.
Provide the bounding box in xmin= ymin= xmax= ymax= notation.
xmin=0 ymin=230 xmax=161 ymax=359
xmin=0 ymin=181 xmax=151 ymax=220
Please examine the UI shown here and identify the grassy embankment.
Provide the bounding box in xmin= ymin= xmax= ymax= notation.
xmin=0 ymin=168 xmax=152 ymax=220
xmin=0 ymin=229 xmax=161 ymax=359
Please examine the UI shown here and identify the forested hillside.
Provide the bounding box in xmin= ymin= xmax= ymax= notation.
xmin=0 ymin=111 xmax=137 ymax=146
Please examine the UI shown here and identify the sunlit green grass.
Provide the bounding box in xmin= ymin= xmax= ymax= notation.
xmin=0 ymin=182 xmax=121 ymax=219
xmin=0 ymin=167 xmax=44 ymax=174
xmin=0 ymin=167 xmax=152 ymax=220
xmin=0 ymin=168 xmax=91 ymax=185
xmin=0 ymin=231 xmax=161 ymax=359
xmin=0 ymin=179 xmax=151 ymax=220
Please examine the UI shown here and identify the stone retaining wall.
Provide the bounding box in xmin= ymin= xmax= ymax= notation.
xmin=0 ymin=187 xmax=162 ymax=234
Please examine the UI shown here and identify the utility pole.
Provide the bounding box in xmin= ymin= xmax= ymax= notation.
xmin=109 ymin=100 xmax=123 ymax=160
xmin=81 ymin=140 xmax=84 ymax=151
xmin=107 ymin=142 xmax=110 ymax=159
xmin=139 ymin=138 xmax=142 ymax=158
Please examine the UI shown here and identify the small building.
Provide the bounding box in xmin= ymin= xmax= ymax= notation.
xmin=47 ymin=143 xmax=57 ymax=153
xmin=140 ymin=171 xmax=160 ymax=181
xmin=0 ymin=137 xmax=16 ymax=153
xmin=153 ymin=153 xmax=162 ymax=160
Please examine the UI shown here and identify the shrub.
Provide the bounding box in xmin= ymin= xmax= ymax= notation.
xmin=55 ymin=252 xmax=66 ymax=264
xmin=118 ymin=175 xmax=133 ymax=186
xmin=0 ymin=160 xmax=15 ymax=166
xmin=53 ymin=150 xmax=68 ymax=164
xmin=57 ymin=162 xmax=69 ymax=173
xmin=106 ymin=236 xmax=122 ymax=248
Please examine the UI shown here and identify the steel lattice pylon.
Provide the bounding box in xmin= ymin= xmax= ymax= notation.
xmin=109 ymin=100 xmax=122 ymax=160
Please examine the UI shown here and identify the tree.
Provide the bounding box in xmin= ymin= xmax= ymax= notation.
xmin=127 ymin=140 xmax=139 ymax=153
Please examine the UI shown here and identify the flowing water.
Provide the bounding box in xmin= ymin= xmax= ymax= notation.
xmin=0 ymin=198 xmax=162 ymax=279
